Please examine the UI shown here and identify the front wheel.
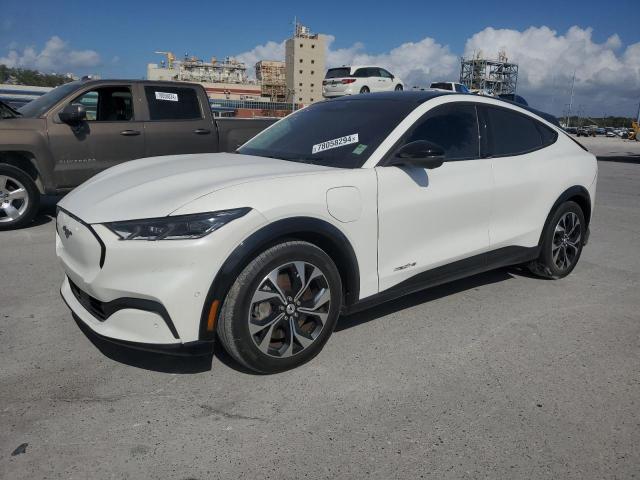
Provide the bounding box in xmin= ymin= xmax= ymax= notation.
xmin=0 ymin=164 xmax=40 ymax=231
xmin=528 ymin=201 xmax=585 ymax=279
xmin=395 ymin=84 xmax=403 ymax=91
xmin=217 ymin=241 xmax=343 ymax=373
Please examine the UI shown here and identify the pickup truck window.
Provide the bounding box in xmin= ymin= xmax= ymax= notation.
xmin=70 ymin=87 xmax=134 ymax=121
xmin=144 ymin=86 xmax=202 ymax=121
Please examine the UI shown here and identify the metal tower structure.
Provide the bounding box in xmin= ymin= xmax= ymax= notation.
xmin=459 ymin=50 xmax=518 ymax=95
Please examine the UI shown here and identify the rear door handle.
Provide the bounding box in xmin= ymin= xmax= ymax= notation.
xmin=193 ymin=128 xmax=211 ymax=135
xmin=120 ymin=130 xmax=141 ymax=136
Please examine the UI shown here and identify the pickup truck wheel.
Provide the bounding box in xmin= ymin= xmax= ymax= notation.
xmin=217 ymin=241 xmax=342 ymax=373
xmin=0 ymin=164 xmax=40 ymax=230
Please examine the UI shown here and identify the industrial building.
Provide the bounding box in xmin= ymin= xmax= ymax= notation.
xmin=285 ymin=23 xmax=326 ymax=105
xmin=459 ymin=50 xmax=518 ymax=95
xmin=147 ymin=53 xmax=262 ymax=101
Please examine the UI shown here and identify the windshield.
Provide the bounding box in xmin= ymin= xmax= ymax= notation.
xmin=18 ymin=81 xmax=82 ymax=118
xmin=0 ymin=101 xmax=20 ymax=119
xmin=238 ymin=98 xmax=418 ymax=168
xmin=325 ymin=68 xmax=351 ymax=79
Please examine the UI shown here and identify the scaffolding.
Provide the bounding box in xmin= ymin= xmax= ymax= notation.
xmin=459 ymin=50 xmax=518 ymax=95
xmin=256 ymin=60 xmax=286 ymax=101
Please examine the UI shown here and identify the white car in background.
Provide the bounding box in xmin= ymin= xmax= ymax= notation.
xmin=323 ymin=66 xmax=404 ymax=98
xmin=430 ymin=82 xmax=470 ymax=93
xmin=57 ymin=91 xmax=597 ymax=374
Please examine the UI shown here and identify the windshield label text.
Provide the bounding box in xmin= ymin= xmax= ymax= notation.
xmin=312 ymin=133 xmax=359 ymax=154
xmin=155 ymin=92 xmax=179 ymax=102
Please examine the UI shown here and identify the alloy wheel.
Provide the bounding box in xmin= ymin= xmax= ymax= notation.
xmin=248 ymin=261 xmax=331 ymax=358
xmin=552 ymin=211 xmax=581 ymax=270
xmin=0 ymin=175 xmax=29 ymax=224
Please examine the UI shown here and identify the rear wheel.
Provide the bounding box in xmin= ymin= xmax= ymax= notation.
xmin=528 ymin=201 xmax=585 ymax=279
xmin=217 ymin=241 xmax=342 ymax=373
xmin=0 ymin=164 xmax=40 ymax=231
xmin=359 ymin=86 xmax=370 ymax=94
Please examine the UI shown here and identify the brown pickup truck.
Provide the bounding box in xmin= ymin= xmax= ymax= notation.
xmin=0 ymin=79 xmax=276 ymax=230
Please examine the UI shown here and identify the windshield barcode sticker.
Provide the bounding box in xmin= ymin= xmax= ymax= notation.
xmin=312 ymin=134 xmax=359 ymax=154
xmin=155 ymin=92 xmax=179 ymax=102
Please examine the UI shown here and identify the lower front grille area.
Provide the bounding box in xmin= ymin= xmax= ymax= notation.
xmin=69 ymin=279 xmax=108 ymax=321
xmin=66 ymin=277 xmax=180 ymax=339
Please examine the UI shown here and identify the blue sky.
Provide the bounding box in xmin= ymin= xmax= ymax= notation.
xmin=0 ymin=0 xmax=638 ymax=115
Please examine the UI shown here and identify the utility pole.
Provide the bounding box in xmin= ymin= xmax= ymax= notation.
xmin=565 ymin=70 xmax=576 ymax=128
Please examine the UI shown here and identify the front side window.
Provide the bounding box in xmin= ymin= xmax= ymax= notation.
xmin=379 ymin=69 xmax=393 ymax=79
xmin=238 ymin=98 xmax=419 ymax=168
xmin=70 ymin=86 xmax=133 ymax=121
xmin=403 ymin=103 xmax=480 ymax=161
xmin=144 ymin=86 xmax=202 ymax=121
xmin=484 ymin=106 xmax=548 ymax=156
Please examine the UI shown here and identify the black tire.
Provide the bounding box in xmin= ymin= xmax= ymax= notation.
xmin=528 ymin=201 xmax=586 ymax=279
xmin=359 ymin=86 xmax=370 ymax=94
xmin=217 ymin=241 xmax=343 ymax=373
xmin=0 ymin=163 xmax=40 ymax=231
xmin=394 ymin=84 xmax=403 ymax=91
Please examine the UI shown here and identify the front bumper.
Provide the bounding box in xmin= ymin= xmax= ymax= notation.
xmin=56 ymin=208 xmax=266 ymax=346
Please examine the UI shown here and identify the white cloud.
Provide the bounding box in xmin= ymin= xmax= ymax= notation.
xmin=234 ymin=35 xmax=458 ymax=87
xmin=464 ymin=26 xmax=640 ymax=115
xmin=229 ymin=25 xmax=640 ymax=115
xmin=235 ymin=40 xmax=286 ymax=75
xmin=0 ymin=36 xmax=101 ymax=72
xmin=325 ymin=35 xmax=458 ymax=88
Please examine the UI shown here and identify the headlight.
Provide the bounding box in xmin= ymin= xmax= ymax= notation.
xmin=105 ymin=208 xmax=251 ymax=241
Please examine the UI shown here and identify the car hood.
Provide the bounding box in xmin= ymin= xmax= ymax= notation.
xmin=59 ymin=153 xmax=333 ymax=223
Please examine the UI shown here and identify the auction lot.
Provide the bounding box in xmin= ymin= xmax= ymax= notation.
xmin=1 ymin=142 xmax=639 ymax=479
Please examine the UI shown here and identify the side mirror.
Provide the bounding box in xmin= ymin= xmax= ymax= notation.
xmin=389 ymin=140 xmax=445 ymax=169
xmin=59 ymin=104 xmax=86 ymax=124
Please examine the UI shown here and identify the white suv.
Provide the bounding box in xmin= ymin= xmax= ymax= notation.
xmin=323 ymin=66 xmax=404 ymax=98
xmin=57 ymin=91 xmax=597 ymax=373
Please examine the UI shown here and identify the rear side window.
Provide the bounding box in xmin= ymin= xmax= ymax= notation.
xmin=325 ymin=68 xmax=351 ymax=79
xmin=144 ymin=86 xmax=202 ymax=120
xmin=485 ymin=106 xmax=548 ymax=156
xmin=404 ymin=103 xmax=480 ymax=161
xmin=431 ymin=82 xmax=453 ymax=91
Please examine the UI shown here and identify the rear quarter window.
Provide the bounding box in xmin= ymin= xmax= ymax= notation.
xmin=485 ymin=106 xmax=555 ymax=156
xmin=144 ymin=86 xmax=202 ymax=120
xmin=325 ymin=68 xmax=351 ymax=79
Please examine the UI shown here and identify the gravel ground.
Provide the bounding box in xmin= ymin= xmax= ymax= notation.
xmin=1 ymin=160 xmax=639 ymax=479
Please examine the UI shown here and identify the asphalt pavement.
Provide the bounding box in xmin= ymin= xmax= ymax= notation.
xmin=1 ymin=158 xmax=639 ymax=479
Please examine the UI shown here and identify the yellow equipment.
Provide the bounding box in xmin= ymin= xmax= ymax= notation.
xmin=630 ymin=121 xmax=639 ymax=141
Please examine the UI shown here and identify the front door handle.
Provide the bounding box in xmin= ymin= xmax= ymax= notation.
xmin=193 ymin=128 xmax=211 ymax=135
xmin=120 ymin=130 xmax=141 ymax=136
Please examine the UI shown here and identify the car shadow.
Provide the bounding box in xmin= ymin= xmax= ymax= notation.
xmin=596 ymin=154 xmax=640 ymax=164
xmin=71 ymin=267 xmax=521 ymax=375
xmin=16 ymin=195 xmax=63 ymax=229
xmin=335 ymin=268 xmax=515 ymax=332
